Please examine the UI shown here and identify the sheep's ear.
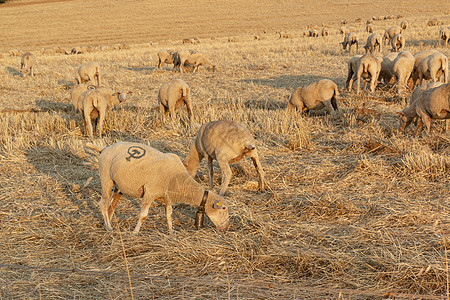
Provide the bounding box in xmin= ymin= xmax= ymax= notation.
xmin=112 ymin=92 xmax=118 ymax=96
xmin=183 ymin=161 xmax=188 ymax=167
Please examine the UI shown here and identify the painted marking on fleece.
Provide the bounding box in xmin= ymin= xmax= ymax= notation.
xmin=126 ymin=146 xmax=146 ymax=161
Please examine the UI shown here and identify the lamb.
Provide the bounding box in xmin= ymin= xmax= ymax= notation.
xmin=397 ymin=83 xmax=450 ymax=135
xmin=355 ymin=53 xmax=381 ymax=95
xmin=157 ymin=49 xmax=178 ymax=69
xmin=383 ymin=25 xmax=402 ymax=45
xmin=321 ymin=27 xmax=329 ymax=37
xmin=86 ymin=141 xmax=229 ymax=234
xmin=392 ymin=50 xmax=415 ymax=93
xmin=287 ymin=79 xmax=339 ymax=113
xmin=183 ymin=120 xmax=264 ymax=196
xmin=80 ymin=89 xmax=107 ymax=138
xmin=363 ymin=33 xmax=382 ymax=53
xmin=415 ymin=52 xmax=448 ymax=86
xmin=341 ymin=32 xmax=359 ymax=52
xmin=175 ymin=50 xmax=216 ymax=73
xmin=20 ymin=52 xmax=35 ymax=77
xmin=366 ymin=24 xmax=374 ymax=33
xmin=158 ymin=79 xmax=192 ymax=123
xmin=378 ymin=52 xmax=398 ymax=85
xmin=75 ymin=62 xmax=100 ymax=86
xmin=439 ymin=27 xmax=450 ymax=46
xmin=390 ymin=34 xmax=406 ymax=52
xmin=400 ymin=20 xmax=409 ymax=31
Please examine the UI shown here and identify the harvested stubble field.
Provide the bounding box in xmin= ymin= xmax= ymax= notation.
xmin=1 ymin=0 xmax=450 ymax=299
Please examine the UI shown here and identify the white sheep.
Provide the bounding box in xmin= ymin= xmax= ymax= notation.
xmin=427 ymin=18 xmax=442 ymax=26
xmin=390 ymin=34 xmax=406 ymax=52
xmin=415 ymin=52 xmax=448 ymax=86
xmin=75 ymin=62 xmax=100 ymax=86
xmin=354 ymin=53 xmax=381 ymax=95
xmin=363 ymin=33 xmax=382 ymax=53
xmin=20 ymin=52 xmax=35 ymax=77
xmin=175 ymin=50 xmax=216 ymax=73
xmin=321 ymin=27 xmax=329 ymax=37
xmin=366 ymin=24 xmax=374 ymax=33
xmin=158 ymin=79 xmax=192 ymax=123
xmin=346 ymin=55 xmax=362 ymax=91
xmin=157 ymin=49 xmax=178 ymax=69
xmin=278 ymin=31 xmax=293 ymax=39
xmin=400 ymin=20 xmax=409 ymax=31
xmin=439 ymin=27 xmax=450 ymax=46
xmin=71 ymin=84 xmax=97 ymax=112
xmin=397 ymin=82 xmax=450 ymax=135
xmin=341 ymin=32 xmax=359 ymax=53
xmin=86 ymin=141 xmax=229 ymax=234
xmin=80 ymin=89 xmax=107 ymax=138
xmin=378 ymin=52 xmax=398 ymax=85
xmin=339 ymin=26 xmax=356 ymax=35
xmin=73 ymin=86 xmax=131 ymax=113
xmin=287 ymin=79 xmax=339 ymax=113
xmin=183 ymin=120 xmax=265 ymax=196
xmin=383 ymin=25 xmax=402 ymax=45
xmin=392 ymin=50 xmax=415 ymax=93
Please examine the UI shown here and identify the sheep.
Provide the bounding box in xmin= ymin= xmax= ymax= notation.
xmin=86 ymin=141 xmax=229 ymax=234
xmin=158 ymin=79 xmax=192 ymax=123
xmin=439 ymin=27 xmax=450 ymax=46
xmin=287 ymin=79 xmax=339 ymax=114
xmin=363 ymin=33 xmax=382 ymax=53
xmin=321 ymin=27 xmax=329 ymax=37
xmin=392 ymin=50 xmax=415 ymax=93
xmin=183 ymin=120 xmax=265 ymax=196
xmin=9 ymin=49 xmax=22 ymax=56
xmin=346 ymin=55 xmax=363 ymax=91
xmin=71 ymin=46 xmax=84 ymax=55
xmin=278 ymin=31 xmax=292 ymax=39
xmin=228 ymin=37 xmax=238 ymax=42
xmin=355 ymin=53 xmax=381 ymax=95
xmin=254 ymin=35 xmax=263 ymax=40
xmin=157 ymin=49 xmax=178 ymax=69
xmin=427 ymin=18 xmax=442 ymax=26
xmin=390 ymin=34 xmax=406 ymax=52
xmin=20 ymin=52 xmax=35 ymax=77
xmin=397 ymin=82 xmax=450 ymax=135
xmin=80 ymin=89 xmax=107 ymax=138
xmin=339 ymin=26 xmax=356 ymax=35
xmin=341 ymin=32 xmax=359 ymax=53
xmin=74 ymin=86 xmax=131 ymax=113
xmin=175 ymin=50 xmax=215 ymax=73
xmin=41 ymin=48 xmax=54 ymax=55
xmin=400 ymin=20 xmax=409 ymax=31
xmin=182 ymin=38 xmax=200 ymax=44
xmin=410 ymin=50 xmax=439 ymax=86
xmin=366 ymin=24 xmax=374 ymax=33
xmin=309 ymin=29 xmax=319 ymax=37
xmin=378 ymin=52 xmax=398 ymax=85
xmin=383 ymin=25 xmax=402 ymax=45
xmin=75 ymin=62 xmax=100 ymax=86
xmin=415 ymin=52 xmax=448 ymax=86
xmin=71 ymin=84 xmax=97 ymax=112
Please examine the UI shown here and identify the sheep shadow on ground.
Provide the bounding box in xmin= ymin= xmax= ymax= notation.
xmin=35 ymin=99 xmax=73 ymax=113
xmin=407 ymin=39 xmax=438 ymax=47
xmin=119 ymin=66 xmax=155 ymax=73
xmin=6 ymin=66 xmax=21 ymax=77
xmin=243 ymin=98 xmax=285 ymax=111
xmin=242 ymin=74 xmax=345 ymax=90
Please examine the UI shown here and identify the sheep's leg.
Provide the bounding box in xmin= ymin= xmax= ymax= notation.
xmin=165 ymin=205 xmax=173 ymax=234
xmin=250 ymin=154 xmax=265 ymax=192
xmin=108 ymin=188 xmax=123 ymax=220
xmin=30 ymin=67 xmax=34 ymax=76
xmin=98 ymin=113 xmax=105 ymax=138
xmin=133 ymin=197 xmax=155 ymax=235
xmin=185 ymin=100 xmax=193 ymax=124
xmin=218 ymin=161 xmax=232 ymax=196
xmin=84 ymin=113 xmax=93 ymax=138
xmin=100 ymin=179 xmax=114 ymax=231
xmin=169 ymin=105 xmax=176 ymax=123
xmin=414 ymin=120 xmax=423 ymax=137
xmin=207 ymin=156 xmax=214 ymax=188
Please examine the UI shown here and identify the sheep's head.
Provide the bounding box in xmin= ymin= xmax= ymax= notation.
xmin=205 ymin=192 xmax=229 ymax=231
xmin=396 ymin=111 xmax=413 ymax=133
xmin=113 ymin=90 xmax=133 ymax=103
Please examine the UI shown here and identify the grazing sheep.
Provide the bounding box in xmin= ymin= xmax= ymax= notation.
xmin=71 ymin=47 xmax=84 ymax=55
xmin=400 ymin=20 xmax=409 ymax=31
xmin=157 ymin=49 xmax=178 ymax=69
xmin=158 ymin=79 xmax=192 ymax=123
xmin=183 ymin=120 xmax=265 ymax=196
xmin=341 ymin=32 xmax=359 ymax=52
xmin=355 ymin=53 xmax=381 ymax=95
xmin=383 ymin=25 xmax=402 ymax=45
xmin=397 ymin=82 xmax=450 ymax=135
xmin=363 ymin=33 xmax=382 ymax=53
xmin=309 ymin=29 xmax=319 ymax=37
xmin=86 ymin=141 xmax=229 ymax=234
xmin=321 ymin=27 xmax=329 ymax=36
xmin=346 ymin=55 xmax=363 ymax=91
xmin=390 ymin=34 xmax=406 ymax=52
xmin=80 ymin=89 xmax=107 ymax=138
xmin=228 ymin=37 xmax=238 ymax=42
xmin=378 ymin=52 xmax=398 ymax=85
xmin=71 ymin=84 xmax=97 ymax=112
xmin=392 ymin=50 xmax=415 ymax=93
xmin=411 ymin=50 xmax=439 ymax=86
xmin=416 ymin=52 xmax=448 ymax=86
xmin=439 ymin=27 xmax=450 ymax=46
xmin=366 ymin=24 xmax=374 ymax=33
xmin=287 ymin=79 xmax=339 ymax=113
xmin=20 ymin=52 xmax=35 ymax=77
xmin=182 ymin=38 xmax=200 ymax=44
xmin=427 ymin=18 xmax=442 ymax=26
xmin=254 ymin=35 xmax=263 ymax=40
xmin=277 ymin=31 xmax=292 ymax=39
xmin=175 ymin=50 xmax=215 ymax=73
xmin=75 ymin=62 xmax=100 ymax=86
xmin=339 ymin=26 xmax=356 ymax=35
xmin=9 ymin=49 xmax=22 ymax=56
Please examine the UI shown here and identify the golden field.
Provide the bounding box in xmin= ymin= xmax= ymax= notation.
xmin=0 ymin=0 xmax=450 ymax=298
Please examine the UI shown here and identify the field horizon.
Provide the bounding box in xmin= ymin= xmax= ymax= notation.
xmin=1 ymin=0 xmax=450 ymax=299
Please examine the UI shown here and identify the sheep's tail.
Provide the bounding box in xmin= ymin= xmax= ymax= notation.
xmin=86 ymin=143 xmax=106 ymax=153
xmin=182 ymin=86 xmax=189 ymax=97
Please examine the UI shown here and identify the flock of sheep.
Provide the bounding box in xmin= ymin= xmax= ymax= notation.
xmin=12 ymin=16 xmax=450 ymax=234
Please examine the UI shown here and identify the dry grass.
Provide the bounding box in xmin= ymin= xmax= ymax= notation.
xmin=0 ymin=0 xmax=450 ymax=299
